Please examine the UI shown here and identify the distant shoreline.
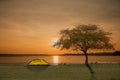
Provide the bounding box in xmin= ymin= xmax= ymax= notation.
xmin=0 ymin=51 xmax=120 ymax=56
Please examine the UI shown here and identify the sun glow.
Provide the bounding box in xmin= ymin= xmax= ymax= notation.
xmin=51 ymin=38 xmax=58 ymax=45
xmin=53 ymin=56 xmax=59 ymax=65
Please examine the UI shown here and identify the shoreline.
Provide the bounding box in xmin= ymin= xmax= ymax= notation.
xmin=0 ymin=62 xmax=119 ymax=66
xmin=0 ymin=51 xmax=120 ymax=56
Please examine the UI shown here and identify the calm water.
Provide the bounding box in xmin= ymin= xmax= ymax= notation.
xmin=0 ymin=55 xmax=120 ymax=64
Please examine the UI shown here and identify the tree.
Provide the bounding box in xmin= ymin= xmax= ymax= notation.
xmin=53 ymin=24 xmax=114 ymax=73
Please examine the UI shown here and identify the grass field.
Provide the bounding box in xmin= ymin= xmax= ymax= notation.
xmin=0 ymin=64 xmax=120 ymax=80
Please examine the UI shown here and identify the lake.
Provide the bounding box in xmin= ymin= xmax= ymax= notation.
xmin=0 ymin=55 xmax=120 ymax=65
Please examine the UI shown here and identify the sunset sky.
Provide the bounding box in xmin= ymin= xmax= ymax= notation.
xmin=0 ymin=0 xmax=120 ymax=54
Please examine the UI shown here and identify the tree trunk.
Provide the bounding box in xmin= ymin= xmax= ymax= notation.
xmin=84 ymin=51 xmax=94 ymax=74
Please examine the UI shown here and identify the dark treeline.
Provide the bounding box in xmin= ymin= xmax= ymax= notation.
xmin=0 ymin=51 xmax=120 ymax=56
xmin=0 ymin=54 xmax=51 ymax=56
xmin=64 ymin=51 xmax=120 ymax=56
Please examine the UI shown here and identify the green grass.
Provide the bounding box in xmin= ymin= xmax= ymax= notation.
xmin=0 ymin=64 xmax=120 ymax=80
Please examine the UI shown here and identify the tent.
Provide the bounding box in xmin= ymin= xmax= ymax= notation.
xmin=28 ymin=59 xmax=49 ymax=65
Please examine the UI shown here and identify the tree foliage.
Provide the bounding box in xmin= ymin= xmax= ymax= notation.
xmin=54 ymin=24 xmax=114 ymax=53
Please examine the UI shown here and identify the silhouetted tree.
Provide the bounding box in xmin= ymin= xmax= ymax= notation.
xmin=53 ymin=24 xmax=114 ymax=73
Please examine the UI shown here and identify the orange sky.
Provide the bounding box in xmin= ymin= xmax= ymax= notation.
xmin=0 ymin=0 xmax=120 ymax=54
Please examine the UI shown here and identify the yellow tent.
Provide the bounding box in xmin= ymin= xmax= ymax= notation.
xmin=28 ymin=59 xmax=49 ymax=65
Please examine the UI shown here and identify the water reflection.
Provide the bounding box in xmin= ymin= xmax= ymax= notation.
xmin=0 ymin=55 xmax=119 ymax=64
xmin=53 ymin=56 xmax=59 ymax=65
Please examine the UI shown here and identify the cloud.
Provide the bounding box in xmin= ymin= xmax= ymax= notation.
xmin=0 ymin=0 xmax=119 ymax=32
xmin=0 ymin=0 xmax=119 ymax=23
